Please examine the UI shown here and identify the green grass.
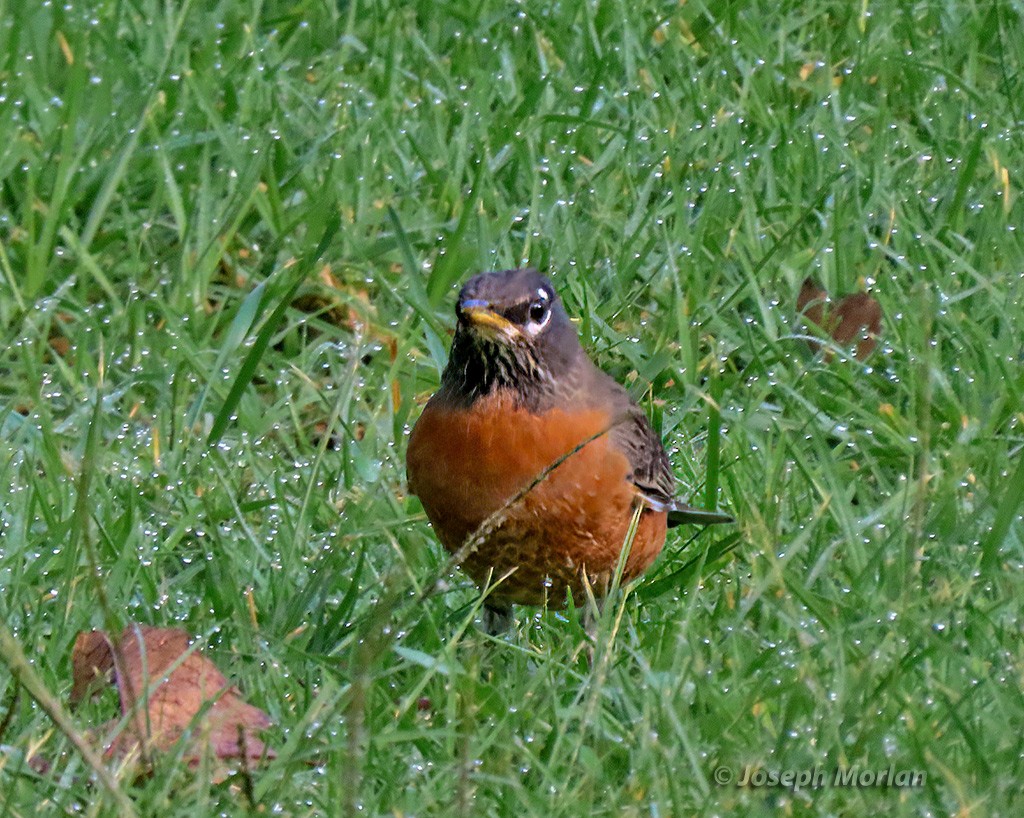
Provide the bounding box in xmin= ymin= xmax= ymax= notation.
xmin=2 ymin=0 xmax=1023 ymax=814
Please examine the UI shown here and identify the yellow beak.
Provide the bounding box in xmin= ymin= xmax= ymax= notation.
xmin=462 ymin=305 xmax=518 ymax=336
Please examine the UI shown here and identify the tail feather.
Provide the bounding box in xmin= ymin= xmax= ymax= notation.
xmin=666 ymin=505 xmax=734 ymax=528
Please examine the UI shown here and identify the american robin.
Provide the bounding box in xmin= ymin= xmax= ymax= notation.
xmin=407 ymin=269 xmax=732 ymax=626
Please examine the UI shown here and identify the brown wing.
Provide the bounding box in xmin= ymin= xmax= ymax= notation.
xmin=574 ymin=368 xmax=675 ymax=508
xmin=596 ymin=373 xmax=733 ymax=527
xmin=609 ymin=403 xmax=677 ymax=510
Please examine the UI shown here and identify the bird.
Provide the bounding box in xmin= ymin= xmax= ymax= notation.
xmin=406 ymin=268 xmax=732 ymax=630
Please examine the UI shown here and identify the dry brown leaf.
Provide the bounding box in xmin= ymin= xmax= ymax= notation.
xmin=69 ymin=630 xmax=116 ymax=704
xmin=48 ymin=333 xmax=72 ymax=358
xmin=796 ymin=278 xmax=829 ymax=339
xmin=797 ymin=278 xmax=882 ymax=361
xmin=830 ymin=292 xmax=883 ymax=361
xmin=71 ymin=625 xmax=274 ymax=766
xmin=44 ymin=312 xmax=75 ymax=361
xmin=796 ymin=278 xmax=827 ymax=320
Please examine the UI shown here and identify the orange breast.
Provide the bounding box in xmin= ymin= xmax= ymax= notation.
xmin=406 ymin=391 xmax=667 ymax=606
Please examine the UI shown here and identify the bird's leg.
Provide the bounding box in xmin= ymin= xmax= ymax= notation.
xmin=482 ymin=602 xmax=514 ymax=635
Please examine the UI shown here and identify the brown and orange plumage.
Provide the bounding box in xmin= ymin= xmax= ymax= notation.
xmin=406 ymin=269 xmax=730 ymax=621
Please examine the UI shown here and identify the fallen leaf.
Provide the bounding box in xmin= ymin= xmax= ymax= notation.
xmin=48 ymin=333 xmax=72 ymax=358
xmin=70 ymin=630 xmax=116 ymax=704
xmin=71 ymin=625 xmax=274 ymax=766
xmin=830 ymin=291 xmax=883 ymax=361
xmin=796 ymin=278 xmax=829 ymax=346
xmin=797 ymin=278 xmax=882 ymax=361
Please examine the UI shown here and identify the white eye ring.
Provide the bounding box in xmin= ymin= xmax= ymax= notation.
xmin=525 ymin=290 xmax=551 ymax=335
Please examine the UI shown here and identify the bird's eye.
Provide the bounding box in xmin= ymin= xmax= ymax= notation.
xmin=529 ymin=300 xmax=548 ymax=323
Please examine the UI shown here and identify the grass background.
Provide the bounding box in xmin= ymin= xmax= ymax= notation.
xmin=2 ymin=0 xmax=1023 ymax=814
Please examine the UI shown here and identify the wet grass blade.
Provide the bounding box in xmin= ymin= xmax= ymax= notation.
xmin=207 ymin=215 xmax=340 ymax=446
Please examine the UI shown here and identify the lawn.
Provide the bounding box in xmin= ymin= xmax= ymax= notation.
xmin=1 ymin=0 xmax=1022 ymax=815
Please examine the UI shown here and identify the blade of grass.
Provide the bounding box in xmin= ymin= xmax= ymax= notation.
xmin=78 ymin=0 xmax=195 ymax=251
xmin=980 ymin=453 xmax=1024 ymax=572
xmin=207 ymin=214 xmax=341 ymax=446
xmin=704 ymin=369 xmax=723 ymax=510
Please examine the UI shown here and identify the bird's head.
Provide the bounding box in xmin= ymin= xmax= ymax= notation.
xmin=442 ymin=269 xmax=582 ymax=405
